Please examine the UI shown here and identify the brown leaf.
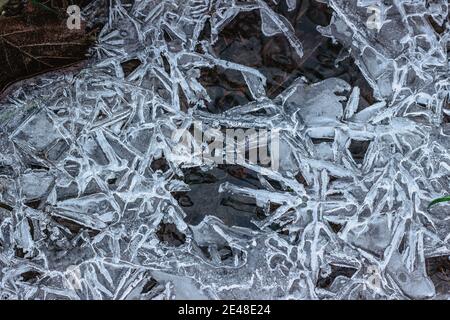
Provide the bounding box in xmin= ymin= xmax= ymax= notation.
xmin=0 ymin=2 xmax=96 ymax=94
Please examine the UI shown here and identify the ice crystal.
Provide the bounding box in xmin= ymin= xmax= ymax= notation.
xmin=0 ymin=0 xmax=449 ymax=299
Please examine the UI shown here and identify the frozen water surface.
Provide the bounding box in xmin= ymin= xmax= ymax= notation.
xmin=0 ymin=0 xmax=449 ymax=299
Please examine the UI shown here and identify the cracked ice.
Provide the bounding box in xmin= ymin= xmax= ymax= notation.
xmin=0 ymin=0 xmax=449 ymax=300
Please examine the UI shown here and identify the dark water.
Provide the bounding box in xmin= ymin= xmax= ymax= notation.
xmin=174 ymin=165 xmax=268 ymax=230
xmin=200 ymin=0 xmax=374 ymax=113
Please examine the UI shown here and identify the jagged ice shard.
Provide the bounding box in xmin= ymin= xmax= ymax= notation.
xmin=0 ymin=0 xmax=449 ymax=300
